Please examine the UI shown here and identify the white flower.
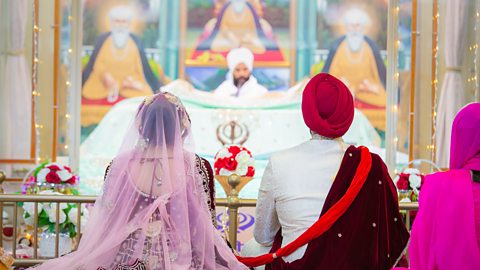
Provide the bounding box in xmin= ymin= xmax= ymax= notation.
xmin=393 ymin=175 xmax=400 ymax=184
xmin=235 ymin=151 xmax=251 ymax=164
xmin=403 ymin=168 xmax=420 ymax=175
xmin=36 ymin=168 xmax=50 ymax=182
xmin=22 ymin=202 xmax=44 ymax=215
xmin=235 ymin=165 xmax=249 ymax=176
xmin=409 ymin=174 xmax=422 ymax=189
xmin=219 ymin=168 xmax=232 ymax=176
xmin=46 ymin=204 xmax=68 ymax=224
xmin=81 ymin=207 xmax=90 ymax=231
xmin=217 ymin=148 xmax=232 ymax=159
xmin=57 ymin=170 xmax=73 ymax=181
xmin=68 ymin=207 xmax=79 ymax=225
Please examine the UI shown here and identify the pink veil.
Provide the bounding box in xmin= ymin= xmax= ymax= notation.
xmin=31 ymin=93 xmax=248 ymax=269
xmin=399 ymin=103 xmax=480 ymax=270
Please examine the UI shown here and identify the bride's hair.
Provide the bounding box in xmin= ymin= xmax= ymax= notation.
xmin=136 ymin=93 xmax=191 ymax=147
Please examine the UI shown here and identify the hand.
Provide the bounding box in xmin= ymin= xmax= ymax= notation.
xmin=122 ymin=76 xmax=143 ymax=91
xmin=102 ymin=73 xmax=117 ymax=89
xmin=358 ymin=79 xmax=380 ymax=94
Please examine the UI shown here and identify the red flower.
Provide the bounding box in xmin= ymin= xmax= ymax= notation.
xmin=214 ymin=158 xmax=226 ymax=174
xmin=64 ymin=166 xmax=72 ymax=173
xmin=396 ymin=177 xmax=409 ymax=190
xmin=224 ymin=157 xmax=238 ymax=171
xmin=45 ymin=171 xmax=61 ymax=184
xmin=46 ymin=164 xmax=61 ymax=171
xmin=246 ymin=166 xmax=255 ymax=177
xmin=66 ymin=176 xmax=76 ymax=185
xmin=229 ymin=146 xmax=241 ymax=156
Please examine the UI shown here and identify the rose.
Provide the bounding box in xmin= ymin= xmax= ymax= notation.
xmin=214 ymin=158 xmax=226 ymax=175
xmin=229 ymin=146 xmax=241 ymax=156
xmin=45 ymin=171 xmax=61 ymax=184
xmin=36 ymin=168 xmax=50 ymax=183
xmin=235 ymin=164 xmax=248 ymax=176
xmin=66 ymin=176 xmax=77 ymax=185
xmin=396 ymin=176 xmax=409 ymax=190
xmin=46 ymin=164 xmax=62 ymax=171
xmin=216 ymin=148 xmax=231 ymax=159
xmin=235 ymin=151 xmax=252 ymax=164
xmin=57 ymin=170 xmax=73 ymax=182
xmin=45 ymin=203 xmax=68 ymax=224
xmin=224 ymin=157 xmax=238 ymax=171
xmin=246 ymin=166 xmax=255 ymax=177
xmin=22 ymin=202 xmax=44 ymax=215
xmin=409 ymin=174 xmax=422 ymax=190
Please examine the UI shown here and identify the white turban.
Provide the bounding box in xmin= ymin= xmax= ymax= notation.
xmin=109 ymin=6 xmax=134 ymax=22
xmin=343 ymin=9 xmax=370 ymax=27
xmin=227 ymin=47 xmax=254 ymax=72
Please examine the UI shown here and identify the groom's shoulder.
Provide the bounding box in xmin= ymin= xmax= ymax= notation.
xmin=269 ymin=141 xmax=314 ymax=164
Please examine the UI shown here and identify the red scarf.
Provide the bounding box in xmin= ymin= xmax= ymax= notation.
xmin=236 ymin=146 xmax=372 ymax=267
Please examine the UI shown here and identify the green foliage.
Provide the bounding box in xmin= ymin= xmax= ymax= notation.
xmin=33 ymin=160 xmax=50 ymax=178
xmin=24 ymin=203 xmax=80 ymax=238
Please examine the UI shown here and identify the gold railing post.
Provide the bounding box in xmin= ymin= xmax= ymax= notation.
xmin=75 ymin=203 xmax=81 ymax=251
xmin=55 ymin=202 xmax=60 ymax=258
xmin=33 ymin=202 xmax=38 ymax=258
xmin=0 ymin=170 xmax=6 ymax=193
xmin=227 ymin=174 xmax=241 ymax=250
xmin=0 ymin=170 xmax=5 ymax=246
xmin=13 ymin=200 xmax=18 ymax=258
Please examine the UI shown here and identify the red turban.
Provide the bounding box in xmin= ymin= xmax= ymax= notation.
xmin=302 ymin=73 xmax=354 ymax=138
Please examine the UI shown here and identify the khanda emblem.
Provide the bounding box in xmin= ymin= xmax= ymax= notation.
xmin=216 ymin=121 xmax=250 ymax=146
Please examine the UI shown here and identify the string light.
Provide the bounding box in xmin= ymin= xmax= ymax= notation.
xmin=474 ymin=0 xmax=480 ymax=102
xmin=385 ymin=0 xmax=400 ymax=172
xmin=32 ymin=0 xmax=40 ymax=165
xmin=431 ymin=1 xmax=439 ymax=164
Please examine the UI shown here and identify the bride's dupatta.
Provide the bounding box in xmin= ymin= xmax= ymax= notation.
xmin=30 ymin=93 xmax=247 ymax=270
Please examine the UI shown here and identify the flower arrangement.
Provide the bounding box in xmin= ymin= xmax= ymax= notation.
xmin=21 ymin=191 xmax=89 ymax=238
xmin=214 ymin=145 xmax=255 ymax=177
xmin=23 ymin=161 xmax=79 ymax=195
xmin=394 ymin=168 xmax=425 ymax=202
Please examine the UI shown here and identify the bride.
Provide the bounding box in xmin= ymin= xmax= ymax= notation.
xmin=31 ymin=92 xmax=248 ymax=269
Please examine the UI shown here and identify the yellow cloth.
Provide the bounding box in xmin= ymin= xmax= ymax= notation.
xmin=81 ymin=36 xmax=153 ymax=126
xmin=211 ymin=5 xmax=265 ymax=54
xmin=329 ymin=40 xmax=386 ymax=130
xmin=82 ymin=36 xmax=153 ymax=99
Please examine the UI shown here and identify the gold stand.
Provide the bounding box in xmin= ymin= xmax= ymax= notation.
xmin=215 ymin=174 xmax=253 ymax=249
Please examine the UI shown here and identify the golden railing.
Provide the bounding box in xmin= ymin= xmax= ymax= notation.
xmin=0 ymin=173 xmax=419 ymax=267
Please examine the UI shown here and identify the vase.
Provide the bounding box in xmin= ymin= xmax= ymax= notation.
xmin=214 ymin=175 xmax=253 ymax=196
xmin=398 ymin=189 xmax=412 ymax=202
xmin=39 ymin=231 xmax=72 ymax=258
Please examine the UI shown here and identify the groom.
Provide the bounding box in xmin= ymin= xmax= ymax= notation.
xmin=240 ymin=73 xmax=409 ymax=269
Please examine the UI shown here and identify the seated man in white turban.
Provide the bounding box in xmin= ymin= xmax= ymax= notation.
xmin=214 ymin=47 xmax=268 ymax=99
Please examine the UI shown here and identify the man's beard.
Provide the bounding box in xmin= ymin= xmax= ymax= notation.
xmin=234 ymin=75 xmax=249 ymax=88
xmin=345 ymin=32 xmax=364 ymax=52
xmin=232 ymin=0 xmax=247 ymax=14
xmin=111 ymin=28 xmax=130 ymax=49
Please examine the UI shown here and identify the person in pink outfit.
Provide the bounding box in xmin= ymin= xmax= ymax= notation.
xmin=30 ymin=92 xmax=248 ymax=270
xmin=395 ymin=102 xmax=480 ymax=270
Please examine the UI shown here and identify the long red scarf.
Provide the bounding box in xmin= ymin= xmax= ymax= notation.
xmin=237 ymin=146 xmax=372 ymax=267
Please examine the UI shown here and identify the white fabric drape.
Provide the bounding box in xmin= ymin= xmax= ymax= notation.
xmin=435 ymin=0 xmax=468 ymax=168
xmin=0 ymin=0 xmax=31 ymax=166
